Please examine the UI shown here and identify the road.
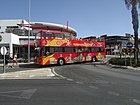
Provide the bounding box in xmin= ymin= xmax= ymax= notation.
xmin=0 ymin=63 xmax=140 ymax=105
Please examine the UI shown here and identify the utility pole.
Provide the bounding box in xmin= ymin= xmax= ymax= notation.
xmin=28 ymin=0 xmax=30 ymax=63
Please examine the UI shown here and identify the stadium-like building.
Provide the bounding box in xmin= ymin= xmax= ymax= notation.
xmin=0 ymin=19 xmax=77 ymax=60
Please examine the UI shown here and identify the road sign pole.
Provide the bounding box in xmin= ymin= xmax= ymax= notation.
xmin=1 ymin=46 xmax=7 ymax=73
xmin=134 ymin=52 xmax=138 ymax=65
xmin=3 ymin=47 xmax=6 ymax=73
xmin=129 ymin=54 xmax=132 ymax=66
xmin=125 ymin=54 xmax=127 ymax=66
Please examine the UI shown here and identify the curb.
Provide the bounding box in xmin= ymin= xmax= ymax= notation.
xmin=108 ymin=64 xmax=140 ymax=71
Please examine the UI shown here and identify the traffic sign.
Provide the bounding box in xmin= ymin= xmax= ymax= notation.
xmin=122 ymin=48 xmax=128 ymax=53
xmin=0 ymin=46 xmax=7 ymax=55
xmin=134 ymin=48 xmax=139 ymax=53
xmin=122 ymin=48 xmax=139 ymax=53
xmin=126 ymin=42 xmax=133 ymax=48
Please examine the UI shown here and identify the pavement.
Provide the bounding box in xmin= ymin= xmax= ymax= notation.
xmin=108 ymin=63 xmax=140 ymax=70
xmin=105 ymin=55 xmax=140 ymax=71
xmin=0 ymin=62 xmax=55 ymax=79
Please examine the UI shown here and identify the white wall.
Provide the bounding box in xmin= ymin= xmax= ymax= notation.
xmin=11 ymin=33 xmax=20 ymax=45
xmin=0 ymin=33 xmax=20 ymax=58
xmin=0 ymin=33 xmax=19 ymax=44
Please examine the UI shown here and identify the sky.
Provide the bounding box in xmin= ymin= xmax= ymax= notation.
xmin=0 ymin=0 xmax=139 ymax=38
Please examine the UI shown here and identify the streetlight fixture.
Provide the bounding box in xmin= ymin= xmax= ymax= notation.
xmin=28 ymin=0 xmax=30 ymax=63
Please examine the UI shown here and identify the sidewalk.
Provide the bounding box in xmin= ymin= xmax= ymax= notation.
xmin=107 ymin=63 xmax=140 ymax=71
xmin=0 ymin=68 xmax=55 ymax=79
xmin=0 ymin=62 xmax=55 ymax=79
xmin=105 ymin=55 xmax=140 ymax=71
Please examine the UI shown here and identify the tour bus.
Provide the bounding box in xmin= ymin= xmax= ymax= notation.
xmin=34 ymin=30 xmax=106 ymax=66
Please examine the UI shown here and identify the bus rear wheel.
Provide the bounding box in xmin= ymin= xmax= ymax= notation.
xmin=58 ymin=58 xmax=64 ymax=66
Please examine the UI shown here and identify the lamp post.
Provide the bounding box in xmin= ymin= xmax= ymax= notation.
xmin=28 ymin=0 xmax=30 ymax=63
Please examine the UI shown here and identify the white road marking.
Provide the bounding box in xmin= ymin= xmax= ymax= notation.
xmin=133 ymin=99 xmax=140 ymax=104
xmin=0 ymin=89 xmax=37 ymax=99
xmin=95 ymin=80 xmax=109 ymax=84
xmin=75 ymin=81 xmax=83 ymax=84
xmin=89 ymin=85 xmax=98 ymax=90
xmin=51 ymin=68 xmax=66 ymax=79
xmin=108 ymin=91 xmax=120 ymax=96
xmin=66 ymin=78 xmax=74 ymax=81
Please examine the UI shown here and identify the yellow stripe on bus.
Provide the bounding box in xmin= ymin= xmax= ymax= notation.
xmin=43 ymin=54 xmax=54 ymax=65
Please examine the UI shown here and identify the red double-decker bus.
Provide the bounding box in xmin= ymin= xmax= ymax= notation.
xmin=34 ymin=30 xmax=106 ymax=65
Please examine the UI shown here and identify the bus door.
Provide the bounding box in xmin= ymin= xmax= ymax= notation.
xmin=40 ymin=47 xmax=52 ymax=65
xmin=34 ymin=47 xmax=40 ymax=64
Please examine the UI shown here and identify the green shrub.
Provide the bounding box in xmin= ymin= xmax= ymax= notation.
xmin=109 ymin=58 xmax=125 ymax=65
xmin=109 ymin=57 xmax=140 ymax=67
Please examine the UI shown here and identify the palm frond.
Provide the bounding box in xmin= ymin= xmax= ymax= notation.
xmin=125 ymin=0 xmax=131 ymax=9
xmin=125 ymin=0 xmax=140 ymax=8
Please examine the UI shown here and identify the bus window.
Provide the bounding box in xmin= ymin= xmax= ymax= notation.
xmin=91 ymin=48 xmax=105 ymax=52
xmin=54 ymin=47 xmax=63 ymax=53
xmin=75 ymin=48 xmax=82 ymax=52
xmin=40 ymin=47 xmax=45 ymax=57
xmin=100 ymin=48 xmax=104 ymax=52
xmin=50 ymin=47 xmax=55 ymax=53
xmin=49 ymin=47 xmax=64 ymax=53
xmin=65 ymin=47 xmax=74 ymax=53
xmin=85 ymin=47 xmax=91 ymax=52
xmin=91 ymin=48 xmax=100 ymax=52
xmin=45 ymin=47 xmax=50 ymax=56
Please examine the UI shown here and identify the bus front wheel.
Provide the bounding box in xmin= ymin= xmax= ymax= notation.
xmin=58 ymin=58 xmax=64 ymax=66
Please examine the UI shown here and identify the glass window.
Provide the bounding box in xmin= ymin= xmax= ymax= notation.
xmin=100 ymin=48 xmax=104 ymax=52
xmin=54 ymin=47 xmax=63 ymax=53
xmin=91 ymin=48 xmax=100 ymax=52
xmin=44 ymin=47 xmax=50 ymax=56
xmin=65 ymin=47 xmax=74 ymax=53
xmin=50 ymin=47 xmax=55 ymax=53
xmin=84 ymin=47 xmax=91 ymax=52
xmin=91 ymin=48 xmax=104 ymax=52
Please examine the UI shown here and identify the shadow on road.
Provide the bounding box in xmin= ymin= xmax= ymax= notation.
xmin=19 ymin=63 xmax=59 ymax=69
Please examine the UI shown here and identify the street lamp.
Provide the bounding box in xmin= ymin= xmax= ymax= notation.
xmin=28 ymin=0 xmax=30 ymax=63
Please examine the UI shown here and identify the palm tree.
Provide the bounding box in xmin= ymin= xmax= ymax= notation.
xmin=124 ymin=0 xmax=140 ymax=65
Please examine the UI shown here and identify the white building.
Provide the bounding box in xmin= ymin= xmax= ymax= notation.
xmin=0 ymin=33 xmax=19 ymax=58
xmin=0 ymin=19 xmax=34 ymax=59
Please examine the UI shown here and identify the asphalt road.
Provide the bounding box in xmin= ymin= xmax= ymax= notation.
xmin=0 ymin=63 xmax=140 ymax=105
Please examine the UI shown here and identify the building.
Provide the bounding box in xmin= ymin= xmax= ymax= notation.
xmin=102 ymin=34 xmax=140 ymax=55
xmin=83 ymin=34 xmax=140 ymax=55
xmin=0 ymin=19 xmax=31 ymax=59
xmin=0 ymin=19 xmax=77 ymax=60
xmin=105 ymin=35 xmax=130 ymax=55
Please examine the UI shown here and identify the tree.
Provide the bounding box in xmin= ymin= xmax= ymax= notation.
xmin=124 ymin=0 xmax=140 ymax=65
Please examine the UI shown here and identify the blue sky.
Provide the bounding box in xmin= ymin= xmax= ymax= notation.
xmin=0 ymin=0 xmax=139 ymax=38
